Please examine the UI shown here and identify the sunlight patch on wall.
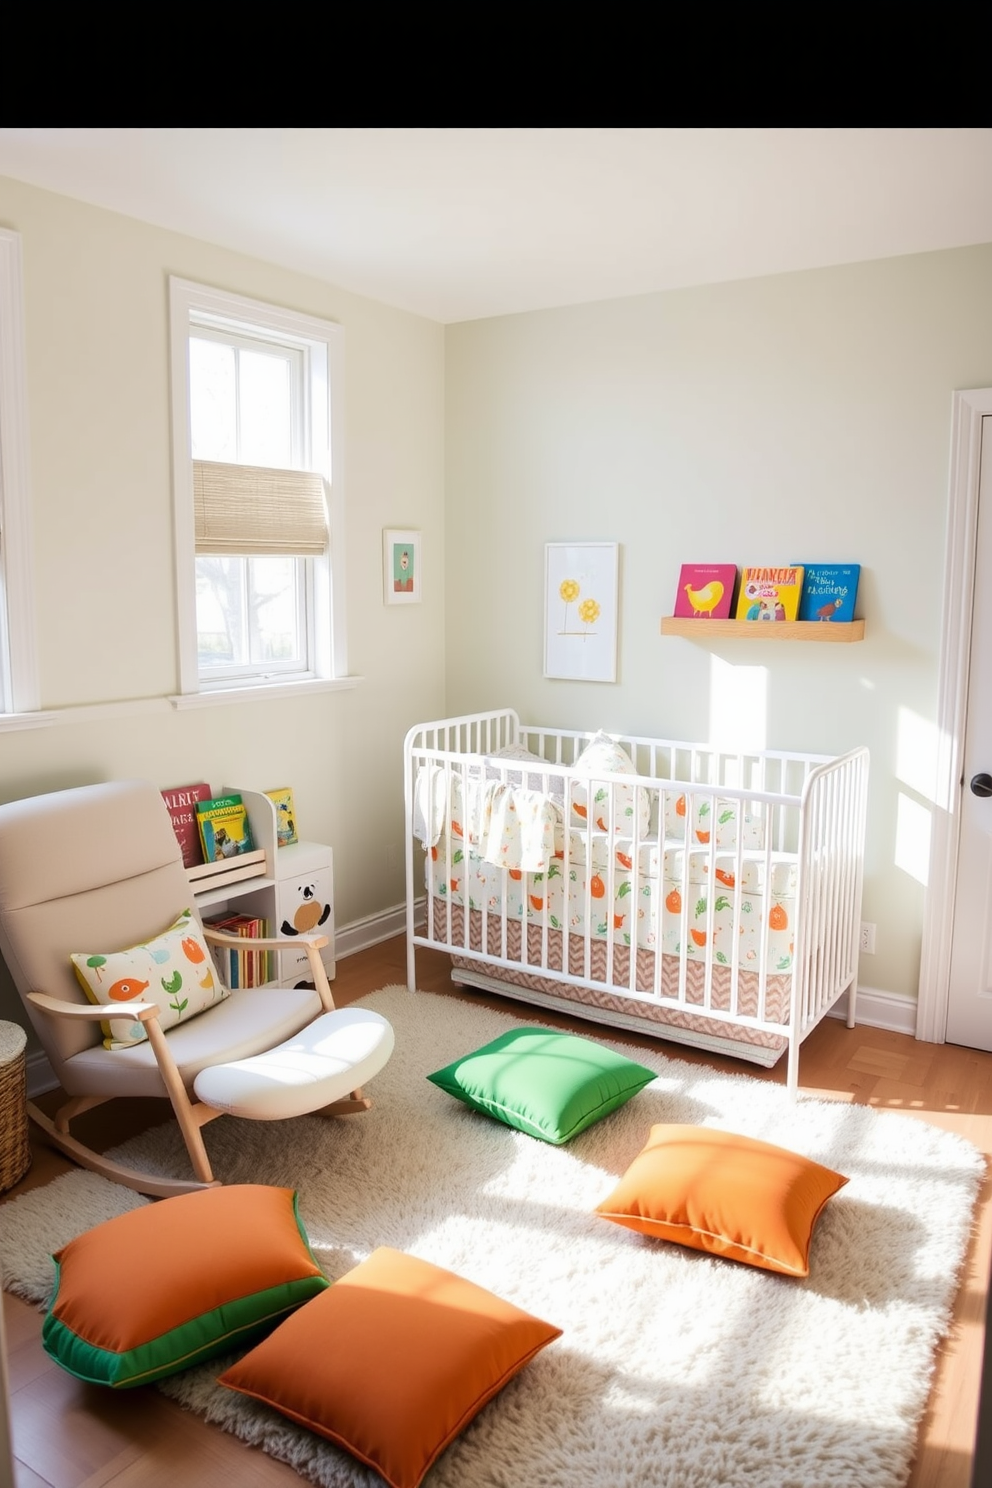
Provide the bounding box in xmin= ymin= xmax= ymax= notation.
xmin=709 ymin=656 xmax=768 ymax=752
xmin=932 ymin=720 xmax=959 ymax=813
xmin=895 ymin=791 xmax=931 ymax=886
xmin=896 ymin=705 xmax=939 ymax=804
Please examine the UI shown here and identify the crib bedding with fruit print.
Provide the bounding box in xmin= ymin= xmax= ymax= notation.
xmin=405 ymin=712 xmax=869 ymax=1094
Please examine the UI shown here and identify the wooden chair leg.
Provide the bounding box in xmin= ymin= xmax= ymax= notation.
xmin=54 ymin=1094 xmax=112 ymax=1131
xmin=28 ymin=1101 xmax=219 ymax=1199
xmin=316 ymin=1088 xmax=372 ymax=1117
xmin=143 ymin=1018 xmax=218 ymax=1184
xmin=303 ymin=940 xmax=337 ymax=1012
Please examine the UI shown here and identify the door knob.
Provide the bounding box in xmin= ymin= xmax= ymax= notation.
xmin=970 ymin=773 xmax=992 ymax=797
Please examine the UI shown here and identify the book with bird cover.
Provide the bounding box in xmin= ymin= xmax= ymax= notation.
xmin=161 ymin=782 xmax=213 ymax=868
xmin=195 ymin=793 xmax=255 ymax=863
xmin=673 ymin=564 xmax=738 ymax=619
xmin=265 ymin=786 xmax=298 ymax=847
xmin=735 ymin=566 xmax=805 ymax=622
xmin=795 ymin=563 xmax=861 ymax=623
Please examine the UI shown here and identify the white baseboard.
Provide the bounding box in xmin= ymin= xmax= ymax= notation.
xmin=23 ymin=951 xmax=919 ymax=1102
xmin=26 ymin=1049 xmax=57 ymax=1099
xmin=333 ymin=903 xmax=409 ymax=960
xmin=827 ymin=983 xmax=918 ymax=1038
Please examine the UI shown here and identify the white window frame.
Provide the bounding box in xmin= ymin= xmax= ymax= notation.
xmin=169 ymin=277 xmax=350 ymax=705
xmin=0 ymin=228 xmax=40 ymax=724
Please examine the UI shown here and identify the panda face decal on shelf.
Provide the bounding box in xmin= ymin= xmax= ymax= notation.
xmin=281 ymin=881 xmax=332 ymax=937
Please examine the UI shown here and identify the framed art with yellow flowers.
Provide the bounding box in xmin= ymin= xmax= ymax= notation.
xmin=544 ymin=542 xmax=619 ymax=682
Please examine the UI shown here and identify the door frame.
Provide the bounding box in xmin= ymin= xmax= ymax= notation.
xmin=917 ymin=387 xmax=992 ymax=1041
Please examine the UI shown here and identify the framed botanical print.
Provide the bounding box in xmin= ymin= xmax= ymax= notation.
xmin=544 ymin=542 xmax=619 ymax=682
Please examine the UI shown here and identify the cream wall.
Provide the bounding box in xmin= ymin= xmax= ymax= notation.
xmin=0 ymin=175 xmax=446 ymax=1036
xmin=4 ymin=168 xmax=992 ymax=1033
xmin=445 ymin=245 xmax=992 ymax=1006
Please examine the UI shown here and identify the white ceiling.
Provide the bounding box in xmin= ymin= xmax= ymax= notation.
xmin=1 ymin=128 xmax=991 ymax=324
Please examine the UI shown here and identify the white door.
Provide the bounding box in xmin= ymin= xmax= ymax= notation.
xmin=946 ymin=413 xmax=992 ymax=1048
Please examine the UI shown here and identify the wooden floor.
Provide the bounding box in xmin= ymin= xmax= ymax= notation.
xmin=2 ymin=934 xmax=991 ymax=1488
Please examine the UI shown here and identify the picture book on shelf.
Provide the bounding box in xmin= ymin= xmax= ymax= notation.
xmin=735 ymin=566 xmax=805 ymax=622
xmin=161 ymin=782 xmax=212 ymax=868
xmin=673 ymin=564 xmax=737 ymax=619
xmin=795 ymin=563 xmax=861 ymax=622
xmin=195 ymin=793 xmax=255 ymax=863
xmin=266 ymin=787 xmax=298 ymax=847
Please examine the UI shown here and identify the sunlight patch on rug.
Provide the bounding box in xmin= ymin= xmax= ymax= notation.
xmin=1 ymin=985 xmax=984 ymax=1488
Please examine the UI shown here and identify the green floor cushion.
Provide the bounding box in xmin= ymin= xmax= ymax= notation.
xmin=427 ymin=1026 xmax=655 ymax=1144
xmin=43 ymin=1184 xmax=328 ymax=1387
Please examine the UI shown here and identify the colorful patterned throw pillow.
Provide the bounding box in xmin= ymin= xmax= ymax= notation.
xmin=71 ymin=907 xmax=229 ymax=1049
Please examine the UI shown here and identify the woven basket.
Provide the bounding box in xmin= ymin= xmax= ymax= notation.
xmin=0 ymin=1020 xmax=31 ymax=1192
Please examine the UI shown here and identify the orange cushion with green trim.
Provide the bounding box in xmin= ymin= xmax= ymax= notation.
xmin=595 ymin=1123 xmax=847 ymax=1277
xmin=42 ymin=1185 xmax=327 ymax=1387
xmin=219 ymin=1246 xmax=562 ymax=1488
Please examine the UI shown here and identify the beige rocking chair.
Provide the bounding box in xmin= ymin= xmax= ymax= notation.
xmin=0 ymin=780 xmax=394 ymax=1197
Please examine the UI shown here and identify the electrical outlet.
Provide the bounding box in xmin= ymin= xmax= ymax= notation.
xmin=860 ymin=921 xmax=876 ymax=955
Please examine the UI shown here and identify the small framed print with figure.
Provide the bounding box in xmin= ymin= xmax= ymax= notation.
xmin=383 ymin=529 xmax=421 ymax=605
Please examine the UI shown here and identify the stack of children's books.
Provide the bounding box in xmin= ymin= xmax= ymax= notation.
xmin=161 ymin=786 xmax=266 ymax=891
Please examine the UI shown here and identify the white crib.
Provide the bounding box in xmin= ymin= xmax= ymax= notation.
xmin=404 ymin=710 xmax=869 ymax=1094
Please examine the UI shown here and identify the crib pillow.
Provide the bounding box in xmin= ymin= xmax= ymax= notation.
xmin=571 ymin=732 xmax=651 ymax=835
xmin=483 ymin=744 xmax=565 ymax=802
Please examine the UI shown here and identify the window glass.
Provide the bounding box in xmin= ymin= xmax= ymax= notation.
xmin=170 ymin=277 xmax=346 ymax=697
xmin=196 ymin=554 xmax=305 ymax=674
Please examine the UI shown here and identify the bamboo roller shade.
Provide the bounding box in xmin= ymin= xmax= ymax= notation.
xmin=193 ymin=460 xmax=329 ymax=555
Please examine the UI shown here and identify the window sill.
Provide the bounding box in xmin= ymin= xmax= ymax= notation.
xmin=0 ymin=677 xmax=363 ymax=731
xmin=168 ymin=675 xmax=364 ymax=710
xmin=0 ymin=711 xmax=57 ymax=733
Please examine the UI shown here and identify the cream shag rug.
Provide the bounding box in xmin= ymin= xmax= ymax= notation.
xmin=1 ymin=986 xmax=985 ymax=1488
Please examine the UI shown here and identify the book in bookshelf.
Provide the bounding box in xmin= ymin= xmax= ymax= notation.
xmin=205 ymin=912 xmax=270 ymax=988
xmin=266 ymin=786 xmax=298 ymax=847
xmin=795 ymin=563 xmax=861 ymax=623
xmin=672 ymin=564 xmax=737 ymax=620
xmin=161 ymin=782 xmax=212 ymax=868
xmin=196 ymin=793 xmax=255 ymax=863
xmin=735 ymin=566 xmax=805 ymax=622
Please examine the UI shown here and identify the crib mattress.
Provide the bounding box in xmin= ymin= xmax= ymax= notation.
xmin=426 ymin=837 xmax=797 ymax=975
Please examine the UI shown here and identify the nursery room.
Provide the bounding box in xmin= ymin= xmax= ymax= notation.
xmin=1 ymin=128 xmax=992 ymax=1488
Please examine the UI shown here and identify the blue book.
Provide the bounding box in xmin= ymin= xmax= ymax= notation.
xmin=796 ymin=564 xmax=861 ymax=623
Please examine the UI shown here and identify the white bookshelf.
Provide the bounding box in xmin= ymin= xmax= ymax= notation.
xmin=187 ymin=787 xmax=334 ymax=986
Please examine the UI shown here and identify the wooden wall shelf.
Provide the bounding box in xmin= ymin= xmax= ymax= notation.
xmin=660 ymin=618 xmax=865 ymax=643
